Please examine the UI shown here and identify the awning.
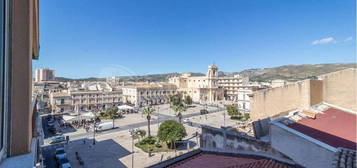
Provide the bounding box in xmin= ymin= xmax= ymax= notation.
xmin=81 ymin=112 xmax=95 ymax=118
xmin=118 ymin=105 xmax=134 ymax=110
xmin=62 ymin=115 xmax=76 ymax=122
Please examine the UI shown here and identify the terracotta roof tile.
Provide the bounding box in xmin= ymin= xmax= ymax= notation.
xmin=332 ymin=148 xmax=356 ymax=168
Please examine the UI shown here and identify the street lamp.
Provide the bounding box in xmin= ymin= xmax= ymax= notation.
xmin=222 ymin=104 xmax=226 ymax=127
xmin=157 ymin=106 xmax=160 ymax=129
xmin=93 ymin=110 xmax=97 ymax=145
xmin=129 ymin=129 xmax=139 ymax=168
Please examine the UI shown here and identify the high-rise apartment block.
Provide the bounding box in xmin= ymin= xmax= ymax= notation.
xmin=35 ymin=68 xmax=55 ymax=82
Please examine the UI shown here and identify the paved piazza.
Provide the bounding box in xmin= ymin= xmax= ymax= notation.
xmin=43 ymin=103 xmax=247 ymax=168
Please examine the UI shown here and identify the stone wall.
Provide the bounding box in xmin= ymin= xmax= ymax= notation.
xmin=200 ymin=126 xmax=291 ymax=162
xmin=320 ymin=68 xmax=357 ymax=111
xmin=250 ymin=80 xmax=313 ymax=120
xmin=310 ymin=80 xmax=323 ymax=106
xmin=250 ymin=68 xmax=356 ymax=121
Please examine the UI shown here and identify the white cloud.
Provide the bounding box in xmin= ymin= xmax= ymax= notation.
xmin=343 ymin=36 xmax=353 ymax=42
xmin=311 ymin=37 xmax=336 ymax=45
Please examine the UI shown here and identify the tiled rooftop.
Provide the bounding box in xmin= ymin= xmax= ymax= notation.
xmin=227 ymin=159 xmax=292 ymax=168
xmin=286 ymin=107 xmax=356 ymax=150
xmin=167 ymin=153 xmax=259 ymax=168
xmin=332 ymin=148 xmax=356 ymax=168
xmin=161 ymin=151 xmax=295 ymax=168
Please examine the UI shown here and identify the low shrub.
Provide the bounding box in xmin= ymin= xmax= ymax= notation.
xmin=141 ymin=136 xmax=156 ymax=145
xmin=244 ymin=113 xmax=250 ymax=119
xmin=155 ymin=143 xmax=162 ymax=148
xmin=230 ymin=115 xmax=242 ymax=120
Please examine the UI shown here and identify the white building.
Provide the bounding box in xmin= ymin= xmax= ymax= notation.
xmin=106 ymin=76 xmax=121 ymax=85
xmin=217 ymin=74 xmax=249 ymax=101
xmin=35 ymin=68 xmax=55 ymax=82
xmin=236 ymin=86 xmax=262 ymax=113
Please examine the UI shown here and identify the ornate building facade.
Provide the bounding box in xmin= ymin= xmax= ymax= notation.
xmin=168 ymin=65 xmax=225 ymax=103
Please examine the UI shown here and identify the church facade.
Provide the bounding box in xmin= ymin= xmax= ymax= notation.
xmin=168 ymin=65 xmax=225 ymax=103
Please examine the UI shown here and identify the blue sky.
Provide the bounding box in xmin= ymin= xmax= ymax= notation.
xmin=33 ymin=0 xmax=356 ymax=78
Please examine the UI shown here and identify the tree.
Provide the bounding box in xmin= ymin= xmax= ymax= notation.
xmin=226 ymin=105 xmax=239 ymax=116
xmin=158 ymin=120 xmax=187 ymax=148
xmin=172 ymin=104 xmax=186 ymax=123
xmin=170 ymin=94 xmax=183 ymax=107
xmin=106 ymin=106 xmax=119 ymax=128
xmin=184 ymin=95 xmax=193 ymax=105
xmin=142 ymin=106 xmax=155 ymax=137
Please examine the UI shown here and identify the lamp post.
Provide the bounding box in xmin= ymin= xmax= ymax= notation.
xmin=205 ymin=103 xmax=208 ymax=120
xmin=129 ymin=129 xmax=138 ymax=168
xmin=93 ymin=110 xmax=97 ymax=145
xmin=157 ymin=106 xmax=160 ymax=129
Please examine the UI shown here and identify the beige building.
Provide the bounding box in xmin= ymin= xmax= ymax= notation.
xmin=71 ymin=90 xmax=122 ymax=111
xmin=168 ymin=65 xmax=224 ymax=103
xmin=35 ymin=68 xmax=55 ymax=82
xmin=49 ymin=92 xmax=72 ymax=113
xmin=122 ymin=83 xmax=177 ymax=107
xmin=49 ymin=90 xmax=123 ymax=113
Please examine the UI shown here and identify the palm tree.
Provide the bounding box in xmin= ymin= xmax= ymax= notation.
xmin=172 ymin=104 xmax=186 ymax=123
xmin=107 ymin=106 xmax=119 ymax=128
xmin=143 ymin=106 xmax=155 ymax=137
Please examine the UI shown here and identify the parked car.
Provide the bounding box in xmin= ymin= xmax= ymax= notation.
xmin=200 ymin=109 xmax=209 ymax=115
xmin=48 ymin=126 xmax=56 ymax=132
xmin=57 ymin=157 xmax=71 ymax=168
xmin=183 ymin=119 xmax=190 ymax=123
xmin=55 ymin=147 xmax=66 ymax=160
xmin=50 ymin=136 xmax=66 ymax=144
xmin=47 ymin=120 xmax=56 ymax=127
xmin=54 ymin=130 xmax=63 ymax=136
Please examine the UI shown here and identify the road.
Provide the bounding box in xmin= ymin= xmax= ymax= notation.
xmin=41 ymin=104 xmax=224 ymax=168
xmin=43 ymin=105 xmax=224 ymax=145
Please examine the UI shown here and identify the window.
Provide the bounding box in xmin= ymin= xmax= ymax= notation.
xmin=0 ymin=0 xmax=8 ymax=158
xmin=0 ymin=0 xmax=4 ymax=153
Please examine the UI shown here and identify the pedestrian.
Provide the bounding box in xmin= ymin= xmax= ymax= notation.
xmin=83 ymin=139 xmax=86 ymax=144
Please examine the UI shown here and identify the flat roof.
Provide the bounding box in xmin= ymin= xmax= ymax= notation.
xmin=287 ymin=108 xmax=356 ymax=150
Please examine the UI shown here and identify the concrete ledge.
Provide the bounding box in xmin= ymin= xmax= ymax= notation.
xmin=272 ymin=121 xmax=337 ymax=152
xmin=0 ymin=138 xmax=37 ymax=168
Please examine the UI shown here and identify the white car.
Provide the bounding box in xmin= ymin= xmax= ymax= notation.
xmin=183 ymin=119 xmax=190 ymax=123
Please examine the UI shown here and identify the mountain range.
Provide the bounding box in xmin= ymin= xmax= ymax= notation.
xmin=56 ymin=63 xmax=356 ymax=82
